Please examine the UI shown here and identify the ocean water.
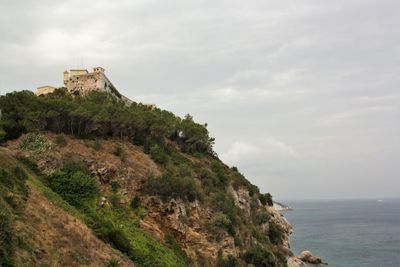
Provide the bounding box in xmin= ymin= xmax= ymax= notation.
xmin=282 ymin=199 xmax=400 ymax=267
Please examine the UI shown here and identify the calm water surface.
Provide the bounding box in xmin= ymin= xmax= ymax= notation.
xmin=282 ymin=199 xmax=400 ymax=267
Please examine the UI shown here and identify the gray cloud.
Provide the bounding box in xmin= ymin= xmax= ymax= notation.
xmin=1 ymin=0 xmax=399 ymax=200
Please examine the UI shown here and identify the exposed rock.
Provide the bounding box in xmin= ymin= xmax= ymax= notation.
xmin=298 ymin=251 xmax=322 ymax=264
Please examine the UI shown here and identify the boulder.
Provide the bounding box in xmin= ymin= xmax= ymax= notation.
xmin=298 ymin=250 xmax=322 ymax=264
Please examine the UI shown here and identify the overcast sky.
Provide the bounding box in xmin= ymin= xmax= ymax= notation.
xmin=1 ymin=0 xmax=399 ymax=200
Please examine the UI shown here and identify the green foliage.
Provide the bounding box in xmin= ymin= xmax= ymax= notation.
xmin=243 ymin=245 xmax=278 ymax=267
xmin=251 ymin=227 xmax=268 ymax=244
xmin=0 ymin=91 xmax=214 ymax=154
xmin=47 ymin=170 xmax=98 ymax=207
xmin=216 ymin=251 xmax=239 ymax=267
xmin=164 ymin=233 xmax=191 ymax=265
xmin=61 ymin=157 xmax=90 ymax=175
xmin=178 ymin=114 xmax=215 ymax=154
xmin=149 ymin=144 xmax=167 ymax=164
xmin=0 ymin=128 xmax=6 ymax=142
xmin=143 ymin=174 xmax=200 ymax=202
xmin=259 ymin=193 xmax=273 ymax=206
xmin=265 ymin=193 xmax=273 ymax=206
xmin=252 ymin=210 xmax=270 ymax=225
xmin=0 ymin=160 xmax=29 ymax=267
xmin=209 ymin=212 xmax=235 ymax=236
xmin=108 ymin=193 xmax=122 ymax=208
xmin=110 ymin=180 xmax=121 ymax=193
xmin=0 ymin=207 xmax=14 ymax=267
xmin=210 ymin=192 xmax=238 ymax=227
xmin=55 ymin=134 xmax=67 ymax=147
xmin=19 ymin=132 xmax=53 ymax=154
xmin=106 ymin=258 xmax=120 ymax=267
xmin=130 ymin=196 xmax=141 ymax=209
xmin=268 ymin=222 xmax=283 ymax=245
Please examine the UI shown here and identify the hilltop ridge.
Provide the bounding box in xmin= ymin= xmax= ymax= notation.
xmin=0 ymin=74 xmax=322 ymax=266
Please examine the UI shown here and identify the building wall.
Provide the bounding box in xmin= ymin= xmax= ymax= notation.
xmin=69 ymin=69 xmax=89 ymax=76
xmin=35 ymin=86 xmax=56 ymax=96
xmin=64 ymin=72 xmax=116 ymax=96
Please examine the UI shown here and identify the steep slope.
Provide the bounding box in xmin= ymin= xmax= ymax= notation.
xmin=0 ymin=89 xmax=305 ymax=266
xmin=0 ymin=150 xmax=134 ymax=267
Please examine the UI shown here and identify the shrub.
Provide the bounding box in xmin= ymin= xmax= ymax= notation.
xmin=243 ymin=245 xmax=277 ymax=267
xmin=216 ymin=252 xmax=239 ymax=267
xmin=252 ymin=211 xmax=270 ymax=225
xmin=0 ymin=128 xmax=6 ymax=143
xmin=259 ymin=193 xmax=273 ymax=206
xmin=106 ymin=258 xmax=120 ymax=267
xmin=0 ymin=208 xmax=14 ymax=266
xmin=20 ymin=132 xmax=54 ymax=154
xmin=61 ymin=157 xmax=90 ymax=175
xmin=268 ymin=222 xmax=283 ymax=244
xmin=108 ymin=194 xmax=122 ymax=208
xmin=108 ymin=229 xmax=134 ymax=258
xmin=209 ymin=212 xmax=235 ymax=236
xmin=210 ymin=192 xmax=238 ymax=227
xmin=149 ymin=144 xmax=167 ymax=164
xmin=143 ymin=174 xmax=200 ymax=202
xmin=251 ymin=227 xmax=268 ymax=244
xmin=130 ymin=196 xmax=141 ymax=209
xmin=55 ymin=134 xmax=67 ymax=147
xmin=164 ymin=232 xmax=191 ymax=264
xmin=110 ymin=180 xmax=121 ymax=193
xmin=47 ymin=170 xmax=98 ymax=207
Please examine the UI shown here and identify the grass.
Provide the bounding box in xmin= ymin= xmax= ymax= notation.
xmin=15 ymin=153 xmax=187 ymax=267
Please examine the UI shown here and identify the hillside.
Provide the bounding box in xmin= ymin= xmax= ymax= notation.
xmin=0 ymin=88 xmax=316 ymax=266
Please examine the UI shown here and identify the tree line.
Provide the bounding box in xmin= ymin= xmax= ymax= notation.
xmin=0 ymin=89 xmax=215 ymax=154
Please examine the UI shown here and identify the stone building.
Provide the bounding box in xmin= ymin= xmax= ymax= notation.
xmin=35 ymin=66 xmax=134 ymax=105
xmin=63 ymin=67 xmax=120 ymax=96
xmin=35 ymin=85 xmax=56 ymax=96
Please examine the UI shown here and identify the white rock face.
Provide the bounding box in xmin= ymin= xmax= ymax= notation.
xmin=273 ymin=201 xmax=292 ymax=211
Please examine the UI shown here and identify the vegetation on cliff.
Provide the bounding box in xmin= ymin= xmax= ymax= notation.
xmin=0 ymin=89 xmax=289 ymax=267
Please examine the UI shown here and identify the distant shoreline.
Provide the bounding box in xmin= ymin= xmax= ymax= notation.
xmin=273 ymin=201 xmax=292 ymax=211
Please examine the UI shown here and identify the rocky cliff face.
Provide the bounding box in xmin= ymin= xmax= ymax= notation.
xmin=3 ymin=133 xmax=300 ymax=266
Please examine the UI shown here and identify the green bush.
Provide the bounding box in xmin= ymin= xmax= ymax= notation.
xmin=252 ymin=211 xmax=270 ymax=225
xmin=164 ymin=232 xmax=190 ymax=264
xmin=47 ymin=170 xmax=98 ymax=207
xmin=0 ymin=164 xmax=29 ymax=266
xmin=108 ymin=229 xmax=135 ymax=258
xmin=209 ymin=212 xmax=235 ymax=236
xmin=110 ymin=181 xmax=121 ymax=193
xmin=55 ymin=134 xmax=68 ymax=147
xmin=0 ymin=128 xmax=6 ymax=143
xmin=61 ymin=157 xmax=90 ymax=175
xmin=20 ymin=132 xmax=54 ymax=154
xmin=216 ymin=252 xmax=239 ymax=267
xmin=0 ymin=207 xmax=14 ymax=267
xmin=143 ymin=174 xmax=200 ymax=202
xmin=268 ymin=222 xmax=283 ymax=244
xmin=130 ymin=196 xmax=141 ymax=209
xmin=243 ymin=245 xmax=277 ymax=267
xmin=251 ymin=227 xmax=268 ymax=244
xmin=149 ymin=144 xmax=167 ymax=164
xmin=106 ymin=258 xmax=120 ymax=267
xmin=259 ymin=193 xmax=273 ymax=206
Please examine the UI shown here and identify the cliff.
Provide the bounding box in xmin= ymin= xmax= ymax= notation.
xmin=0 ymin=87 xmax=320 ymax=266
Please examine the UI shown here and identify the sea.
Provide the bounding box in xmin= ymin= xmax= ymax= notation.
xmin=282 ymin=199 xmax=400 ymax=267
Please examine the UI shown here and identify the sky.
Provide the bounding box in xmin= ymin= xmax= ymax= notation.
xmin=1 ymin=0 xmax=399 ymax=200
